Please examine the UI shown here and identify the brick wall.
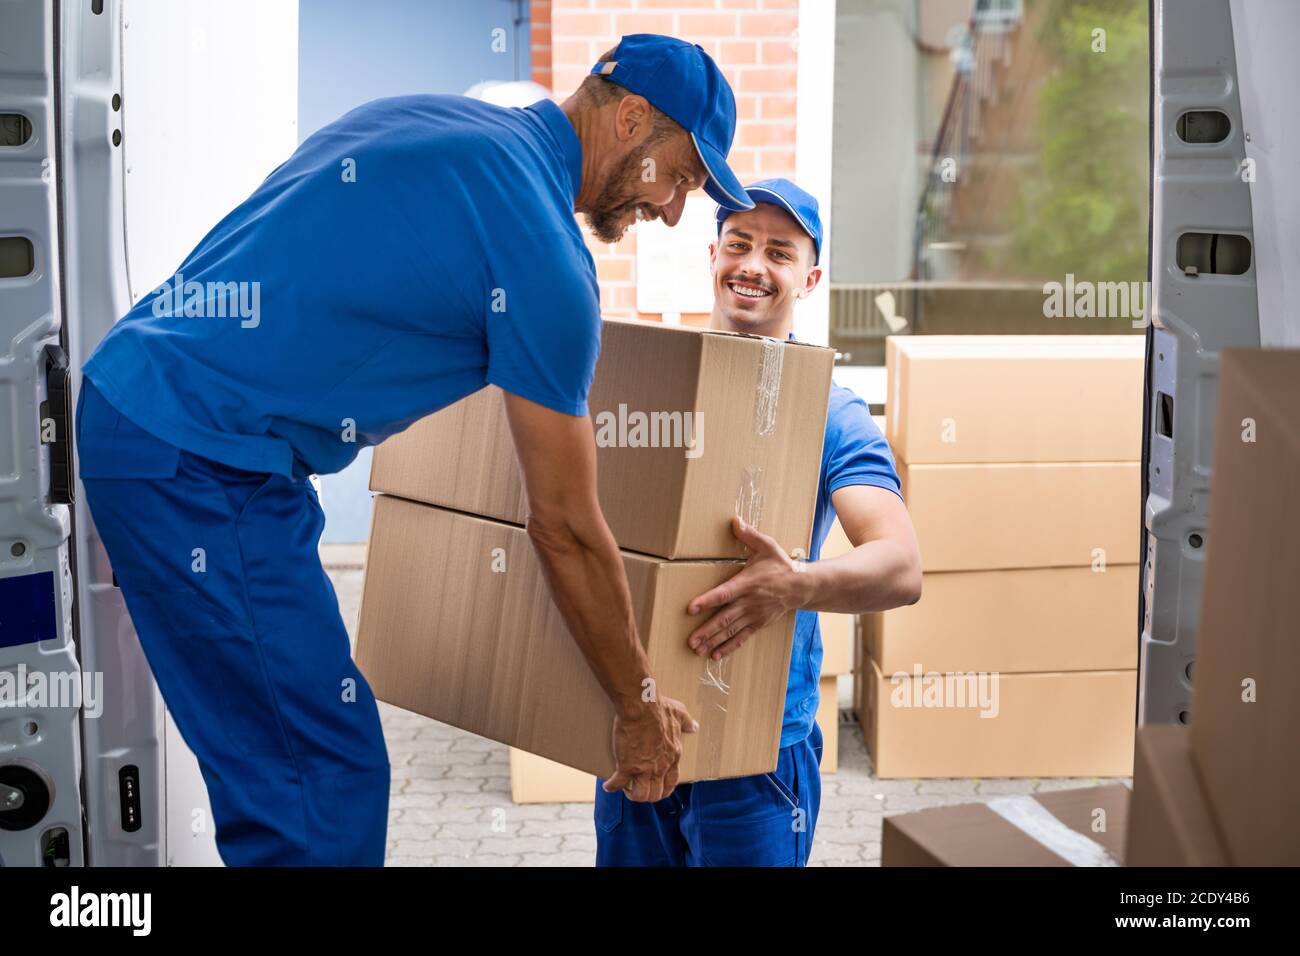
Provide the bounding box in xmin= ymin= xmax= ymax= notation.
xmin=530 ymin=0 xmax=553 ymax=89
xmin=530 ymin=0 xmax=800 ymax=320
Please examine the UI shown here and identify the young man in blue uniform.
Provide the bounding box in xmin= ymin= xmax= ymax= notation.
xmin=76 ymin=35 xmax=756 ymax=866
xmin=594 ymin=179 xmax=923 ymax=866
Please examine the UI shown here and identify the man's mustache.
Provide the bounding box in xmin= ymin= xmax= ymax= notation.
xmin=724 ymin=274 xmax=777 ymax=294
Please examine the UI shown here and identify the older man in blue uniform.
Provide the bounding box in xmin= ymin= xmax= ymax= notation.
xmin=76 ymin=35 xmax=754 ymax=866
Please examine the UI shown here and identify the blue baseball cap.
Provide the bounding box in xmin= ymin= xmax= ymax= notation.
xmin=590 ymin=35 xmax=754 ymax=212
xmin=715 ymin=178 xmax=823 ymax=264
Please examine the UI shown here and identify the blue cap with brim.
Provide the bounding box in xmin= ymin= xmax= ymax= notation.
xmin=715 ymin=177 xmax=823 ymax=265
xmin=590 ymin=34 xmax=754 ymax=212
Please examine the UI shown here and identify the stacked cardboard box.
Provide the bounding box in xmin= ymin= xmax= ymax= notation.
xmin=357 ymin=317 xmax=834 ymax=795
xmin=1124 ymin=725 xmax=1228 ymax=866
xmin=816 ymin=518 xmax=857 ymax=774
xmin=857 ymin=336 xmax=1145 ymax=778
xmin=883 ymin=784 xmax=1130 ymax=866
xmin=1127 ymin=349 xmax=1299 ymax=865
xmin=509 ymin=523 xmax=853 ymax=803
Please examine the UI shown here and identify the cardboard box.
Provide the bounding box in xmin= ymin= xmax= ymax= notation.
xmin=1190 ymin=348 xmax=1300 ymax=866
xmin=513 ymin=674 xmax=841 ymax=800
xmin=859 ymin=657 xmax=1136 ymax=778
xmin=902 ymin=460 xmax=1140 ymax=572
xmin=509 ymin=749 xmax=596 ymax=805
xmin=1125 ymin=725 xmax=1229 ymax=866
xmin=371 ymin=317 xmax=835 ymax=559
xmin=885 ymin=335 xmax=1145 ymax=464
xmin=883 ymin=785 xmax=1129 ymax=866
xmin=820 ymin=517 xmax=852 ymax=559
xmin=863 ymin=565 xmax=1139 ymax=674
xmin=817 ymin=519 xmax=857 ymax=678
xmin=816 ymin=675 xmax=839 ymax=773
xmin=819 ymin=613 xmax=855 ymax=676
xmin=356 ymin=495 xmax=796 ymax=781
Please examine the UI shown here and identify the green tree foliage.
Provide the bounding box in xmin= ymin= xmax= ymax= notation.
xmin=1008 ymin=0 xmax=1149 ymax=281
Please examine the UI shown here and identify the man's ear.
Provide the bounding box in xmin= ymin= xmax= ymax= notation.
xmin=708 ymin=240 xmax=718 ymax=273
xmin=799 ymin=266 xmax=824 ymax=300
xmin=614 ymin=94 xmax=653 ymax=144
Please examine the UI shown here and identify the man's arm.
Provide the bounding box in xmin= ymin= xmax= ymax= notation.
xmin=501 ymin=390 xmax=698 ymax=801
xmin=686 ymin=485 xmax=922 ymax=660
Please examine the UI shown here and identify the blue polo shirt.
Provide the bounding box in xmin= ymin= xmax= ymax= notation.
xmin=83 ymin=96 xmax=600 ymax=478
xmin=782 ymin=379 xmax=902 ymax=747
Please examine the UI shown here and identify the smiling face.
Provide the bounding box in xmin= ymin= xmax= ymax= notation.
xmin=583 ymin=114 xmax=709 ymax=244
xmin=709 ymin=203 xmax=821 ymax=338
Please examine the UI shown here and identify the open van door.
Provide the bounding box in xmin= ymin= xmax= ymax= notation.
xmin=0 ymin=0 xmax=296 ymax=866
xmin=1140 ymin=0 xmax=1297 ymax=726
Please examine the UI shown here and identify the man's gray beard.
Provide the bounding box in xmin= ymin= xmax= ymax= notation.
xmin=582 ymin=146 xmax=651 ymax=244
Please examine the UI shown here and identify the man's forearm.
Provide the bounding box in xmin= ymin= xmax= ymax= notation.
xmin=791 ymin=540 xmax=922 ymax=614
xmin=526 ymin=512 xmax=654 ymax=718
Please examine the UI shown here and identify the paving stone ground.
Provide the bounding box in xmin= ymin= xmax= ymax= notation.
xmin=324 ymin=548 xmax=1130 ymax=867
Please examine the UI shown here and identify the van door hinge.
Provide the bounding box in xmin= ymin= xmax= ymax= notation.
xmin=41 ymin=343 xmax=75 ymax=504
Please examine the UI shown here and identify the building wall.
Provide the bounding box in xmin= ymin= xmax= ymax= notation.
xmin=531 ymin=0 xmax=801 ymax=321
xmin=830 ymin=0 xmax=920 ymax=284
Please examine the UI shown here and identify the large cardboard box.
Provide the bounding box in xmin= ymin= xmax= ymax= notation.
xmin=820 ymin=517 xmax=852 ymax=559
xmin=902 ymin=460 xmax=1140 ymax=572
xmin=509 ymin=749 xmax=595 ymax=805
xmin=885 ymin=335 xmax=1145 ymax=464
xmin=819 ymin=613 xmax=855 ymax=675
xmin=512 ymin=673 xmax=841 ymax=801
xmin=357 ymin=495 xmax=796 ymax=781
xmin=859 ymin=657 xmax=1136 ymax=778
xmin=863 ymin=566 xmax=1139 ymax=674
xmin=1190 ymin=348 xmax=1300 ymax=866
xmin=817 ymin=517 xmax=857 ymax=679
xmin=371 ymin=317 xmax=835 ymax=559
xmin=883 ymin=785 xmax=1129 ymax=866
xmin=816 ymin=675 xmax=839 ymax=773
xmin=1125 ymin=725 xmax=1229 ymax=866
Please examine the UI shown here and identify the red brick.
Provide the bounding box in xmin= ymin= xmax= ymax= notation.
xmin=718 ymin=40 xmax=759 ymax=65
xmin=735 ymin=93 xmax=760 ymax=121
xmin=552 ymin=39 xmax=598 ymax=68
xmin=754 ymin=148 xmax=796 ymax=178
xmin=610 ymin=12 xmax=676 ymax=37
xmin=595 ymin=255 xmax=634 ymax=283
xmin=735 ymin=121 xmax=794 ymax=148
xmin=604 ymin=284 xmax=639 ymax=313
xmin=678 ymin=13 xmax=741 ymax=38
xmin=697 ymin=39 xmax=723 ymax=60
xmin=762 ymin=0 xmax=799 ymax=9
xmin=553 ymin=12 xmax=613 ymax=37
xmin=760 ymin=94 xmax=796 ymax=119
xmin=726 ymin=148 xmax=760 ymax=178
xmin=760 ymin=37 xmax=797 ymax=64
xmin=581 ymin=225 xmax=637 ymax=259
xmin=736 ymin=67 xmax=796 ymax=94
xmin=739 ymin=11 xmax=798 ymax=37
xmin=552 ymin=67 xmax=589 ymax=94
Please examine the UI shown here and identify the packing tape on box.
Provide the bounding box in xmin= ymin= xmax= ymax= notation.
xmin=754 ymin=337 xmax=784 ymax=437
xmin=986 ymin=796 xmax=1121 ymax=867
xmin=733 ymin=338 xmax=785 ymax=538
xmin=735 ymin=465 xmax=764 ymax=529
xmin=697 ymin=655 xmax=731 ymax=770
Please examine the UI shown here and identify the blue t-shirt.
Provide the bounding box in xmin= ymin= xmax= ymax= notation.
xmin=780 ymin=379 xmax=902 ymax=747
xmin=84 ymin=96 xmax=601 ymax=478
